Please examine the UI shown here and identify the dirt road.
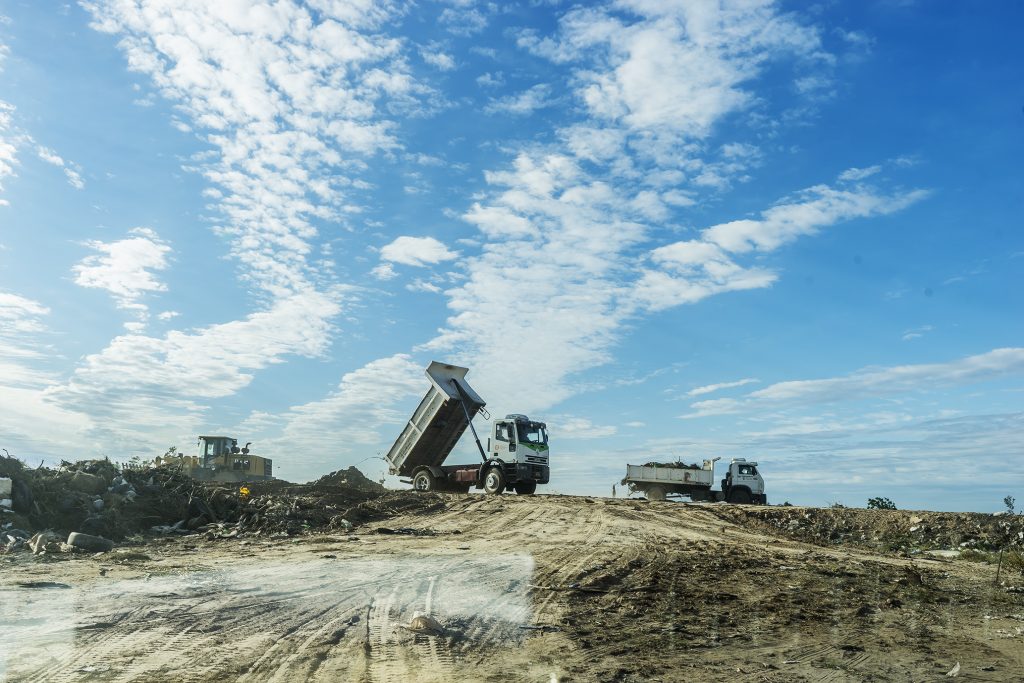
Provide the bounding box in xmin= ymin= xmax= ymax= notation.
xmin=3 ymin=494 xmax=1023 ymax=681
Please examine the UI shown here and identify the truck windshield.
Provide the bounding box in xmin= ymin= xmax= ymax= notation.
xmin=517 ymin=423 xmax=547 ymax=444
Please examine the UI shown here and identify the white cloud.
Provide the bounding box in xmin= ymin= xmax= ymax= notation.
xmin=35 ymin=145 xmax=86 ymax=189
xmin=0 ymin=291 xmax=49 ymax=335
xmin=371 ymin=262 xmax=397 ymax=280
xmin=244 ymin=353 xmax=424 ymax=480
xmin=634 ymin=170 xmax=927 ymax=311
xmin=421 ymin=47 xmax=456 ymax=71
xmin=901 ymin=325 xmax=933 ymax=341
xmin=687 ymin=378 xmax=759 ymax=397
xmin=554 ymin=416 xmax=618 ymax=439
xmin=423 ymin=2 xmax=924 ymax=419
xmin=407 ymin=279 xmax=442 ymax=294
xmin=72 ymin=228 xmax=171 ymax=314
xmin=157 ymin=310 xmax=180 ymax=321
xmin=440 ymin=7 xmax=488 ymax=36
xmin=379 ymin=236 xmax=457 ymax=267
xmin=476 ymin=71 xmax=504 ymax=88
xmin=84 ymin=0 xmax=433 ymax=297
xmin=48 ymin=288 xmax=344 ymax=452
xmin=520 ymin=2 xmax=827 ymax=141
xmin=684 ymin=348 xmax=1024 ymax=418
xmin=484 ymin=84 xmax=555 ymax=116
xmin=58 ymin=1 xmax=438 ymax=454
xmin=701 ymin=180 xmax=928 ymax=254
xmin=0 ymin=100 xmax=21 ymax=198
xmin=838 ymin=164 xmax=882 ymax=181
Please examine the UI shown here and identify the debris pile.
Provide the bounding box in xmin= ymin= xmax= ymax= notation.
xmin=640 ymin=461 xmax=702 ymax=469
xmin=711 ymin=505 xmax=1024 ymax=552
xmin=1 ymin=454 xmax=404 ymax=554
xmin=313 ymin=466 xmax=386 ymax=493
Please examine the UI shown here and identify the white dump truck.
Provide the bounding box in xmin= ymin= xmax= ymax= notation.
xmin=621 ymin=457 xmax=767 ymax=504
xmin=384 ymin=361 xmax=550 ymax=495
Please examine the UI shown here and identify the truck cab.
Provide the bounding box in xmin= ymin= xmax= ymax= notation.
xmin=721 ymin=458 xmax=766 ymax=504
xmin=487 ymin=414 xmax=550 ymax=493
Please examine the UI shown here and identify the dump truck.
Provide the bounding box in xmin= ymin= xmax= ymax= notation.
xmin=622 ymin=457 xmax=766 ymax=504
xmin=384 ymin=361 xmax=550 ymax=495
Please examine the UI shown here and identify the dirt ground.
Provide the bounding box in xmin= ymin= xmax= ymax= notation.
xmin=3 ymin=494 xmax=1023 ymax=682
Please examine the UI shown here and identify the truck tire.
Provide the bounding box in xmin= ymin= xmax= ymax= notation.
xmin=482 ymin=468 xmax=505 ymax=495
xmin=727 ymin=488 xmax=751 ymax=504
xmin=514 ymin=481 xmax=537 ymax=495
xmin=413 ymin=470 xmax=435 ymax=492
xmin=647 ymin=485 xmax=666 ymax=502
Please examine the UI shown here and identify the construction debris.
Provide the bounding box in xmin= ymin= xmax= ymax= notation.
xmin=709 ymin=505 xmax=1024 ymax=552
xmin=67 ymin=531 xmax=114 ymax=553
xmin=0 ymin=455 xmax=406 ymax=553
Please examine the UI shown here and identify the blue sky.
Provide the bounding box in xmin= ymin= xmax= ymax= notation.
xmin=0 ymin=1 xmax=1021 ymax=511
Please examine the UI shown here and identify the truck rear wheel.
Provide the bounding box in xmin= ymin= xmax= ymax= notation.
xmin=727 ymin=488 xmax=751 ymax=504
xmin=647 ymin=485 xmax=666 ymax=502
xmin=514 ymin=481 xmax=537 ymax=495
xmin=413 ymin=470 xmax=435 ymax=492
xmin=482 ymin=468 xmax=505 ymax=495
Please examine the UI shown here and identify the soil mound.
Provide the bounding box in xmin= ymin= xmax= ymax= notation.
xmin=313 ymin=466 xmax=386 ymax=493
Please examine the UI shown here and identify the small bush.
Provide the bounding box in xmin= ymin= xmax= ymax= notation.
xmin=1004 ymin=495 xmax=1016 ymax=515
xmin=1004 ymin=549 xmax=1024 ymax=574
xmin=958 ymin=549 xmax=992 ymax=563
xmin=867 ymin=497 xmax=897 ymax=510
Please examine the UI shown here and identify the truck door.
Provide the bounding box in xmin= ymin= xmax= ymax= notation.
xmin=492 ymin=421 xmax=515 ymax=459
xmin=735 ymin=464 xmax=760 ymax=492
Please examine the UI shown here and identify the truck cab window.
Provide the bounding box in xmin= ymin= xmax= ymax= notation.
xmin=516 ymin=423 xmax=548 ymax=444
xmin=495 ymin=424 xmax=509 ymax=442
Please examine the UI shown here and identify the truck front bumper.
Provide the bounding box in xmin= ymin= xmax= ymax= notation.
xmin=510 ymin=462 xmax=549 ymax=484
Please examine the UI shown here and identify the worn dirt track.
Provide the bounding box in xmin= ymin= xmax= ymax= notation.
xmin=3 ymin=494 xmax=1023 ymax=682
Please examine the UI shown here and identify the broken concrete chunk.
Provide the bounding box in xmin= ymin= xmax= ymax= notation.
xmin=67 ymin=532 xmax=114 ymax=553
xmin=0 ymin=477 xmax=11 ymax=497
xmin=28 ymin=530 xmax=61 ymax=554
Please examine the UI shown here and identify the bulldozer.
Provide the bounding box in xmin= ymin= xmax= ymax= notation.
xmin=156 ymin=436 xmax=274 ymax=483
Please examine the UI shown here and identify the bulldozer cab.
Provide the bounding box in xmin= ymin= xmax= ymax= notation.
xmin=198 ymin=436 xmax=236 ymax=468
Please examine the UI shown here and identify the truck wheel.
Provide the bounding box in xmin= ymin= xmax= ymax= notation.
xmin=482 ymin=468 xmax=505 ymax=495
xmin=514 ymin=481 xmax=537 ymax=495
xmin=727 ymin=488 xmax=751 ymax=504
xmin=647 ymin=485 xmax=666 ymax=502
xmin=413 ymin=470 xmax=435 ymax=492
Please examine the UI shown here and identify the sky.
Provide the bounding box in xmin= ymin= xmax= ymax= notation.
xmin=0 ymin=0 xmax=1021 ymax=512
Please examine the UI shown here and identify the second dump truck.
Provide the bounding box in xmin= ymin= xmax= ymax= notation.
xmin=384 ymin=361 xmax=550 ymax=495
xmin=622 ymin=457 xmax=767 ymax=504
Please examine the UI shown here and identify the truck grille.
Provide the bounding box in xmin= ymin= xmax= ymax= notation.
xmin=525 ymin=455 xmax=548 ymax=465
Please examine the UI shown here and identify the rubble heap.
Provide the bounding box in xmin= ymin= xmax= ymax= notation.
xmin=712 ymin=505 xmax=1024 ymax=552
xmin=1 ymin=455 xmax=413 ymax=554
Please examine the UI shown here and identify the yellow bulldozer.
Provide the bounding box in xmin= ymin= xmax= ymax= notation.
xmin=156 ymin=436 xmax=274 ymax=483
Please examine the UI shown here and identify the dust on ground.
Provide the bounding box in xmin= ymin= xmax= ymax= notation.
xmin=2 ymin=459 xmax=1023 ymax=682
